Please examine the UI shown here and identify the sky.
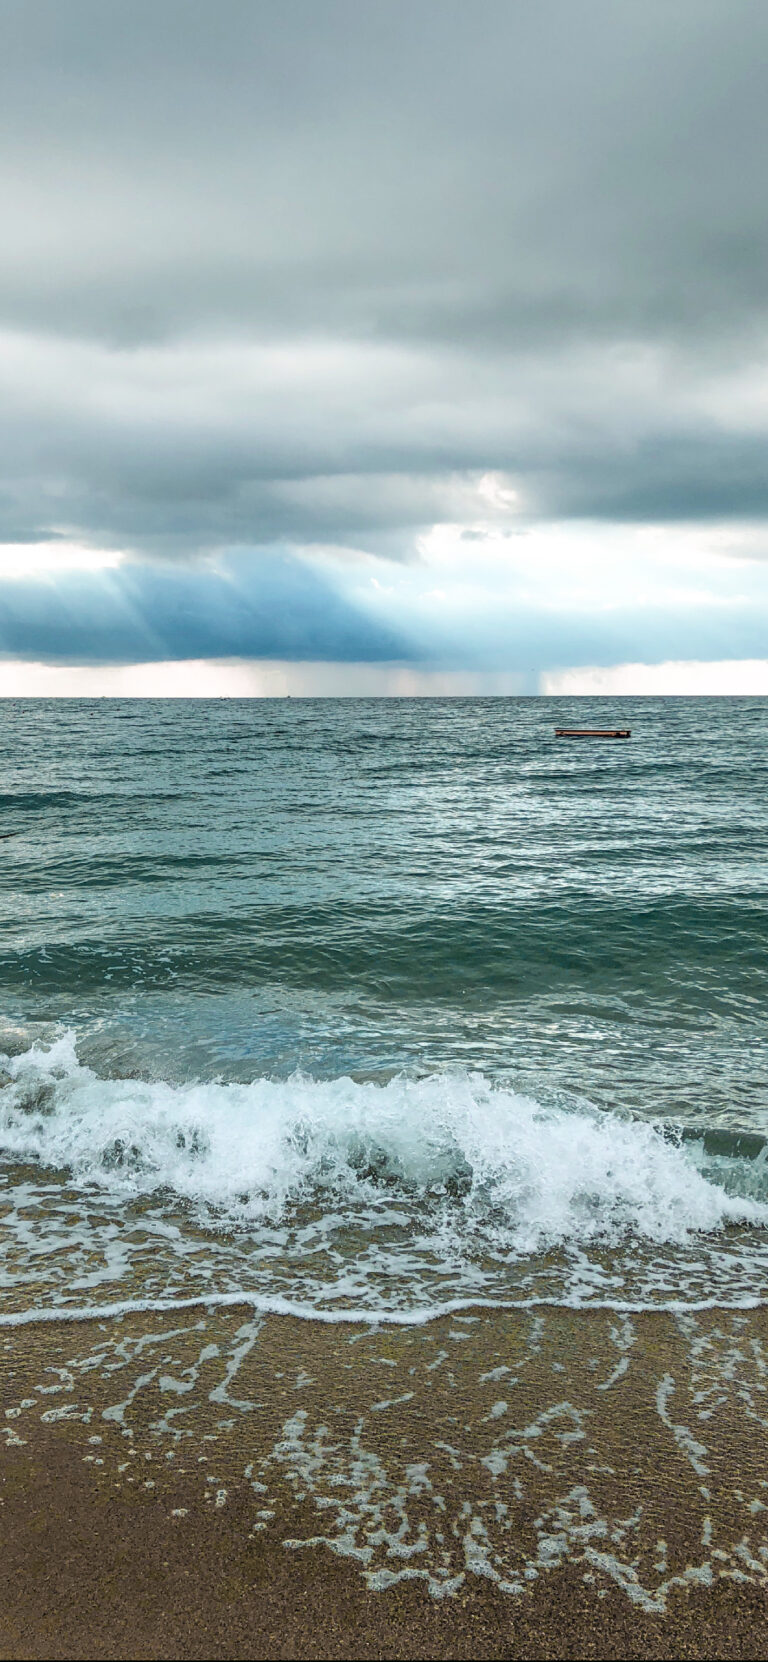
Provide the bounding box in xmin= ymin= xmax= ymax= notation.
xmin=2 ymin=0 xmax=768 ymax=695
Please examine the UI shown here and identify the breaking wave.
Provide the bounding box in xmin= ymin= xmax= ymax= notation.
xmin=1 ymin=1032 xmax=765 ymax=1255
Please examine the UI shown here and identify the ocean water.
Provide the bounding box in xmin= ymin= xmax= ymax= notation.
xmin=1 ymin=695 xmax=767 ymax=1323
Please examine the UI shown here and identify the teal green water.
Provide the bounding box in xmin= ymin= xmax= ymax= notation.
xmin=1 ymin=696 xmax=766 ymax=1120
xmin=0 ymin=696 xmax=767 ymax=1317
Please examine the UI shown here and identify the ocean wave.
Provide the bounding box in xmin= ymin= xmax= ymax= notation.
xmin=0 ymin=1032 xmax=764 ymax=1255
xmin=3 ymin=897 xmax=766 ymax=1004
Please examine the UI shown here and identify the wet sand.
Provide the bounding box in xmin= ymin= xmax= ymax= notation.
xmin=1 ymin=1303 xmax=767 ymax=1658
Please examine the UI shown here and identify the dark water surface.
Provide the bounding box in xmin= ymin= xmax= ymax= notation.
xmin=0 ymin=697 xmax=766 ymax=1318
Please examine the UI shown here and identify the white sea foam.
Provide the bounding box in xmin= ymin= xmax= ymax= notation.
xmin=1 ymin=1288 xmax=768 ymax=1333
xmin=0 ymin=1031 xmax=764 ymax=1257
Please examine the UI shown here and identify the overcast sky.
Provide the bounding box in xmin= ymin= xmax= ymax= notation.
xmin=2 ymin=0 xmax=768 ymax=693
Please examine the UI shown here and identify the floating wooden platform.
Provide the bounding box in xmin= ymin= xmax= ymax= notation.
xmin=555 ymin=728 xmax=631 ymax=738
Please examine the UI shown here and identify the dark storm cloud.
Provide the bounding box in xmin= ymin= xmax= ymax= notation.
xmin=0 ymin=552 xmax=409 ymax=664
xmin=3 ymin=547 xmax=766 ymax=672
xmin=1 ymin=0 xmax=768 ymax=639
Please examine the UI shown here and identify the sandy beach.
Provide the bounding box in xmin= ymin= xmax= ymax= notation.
xmin=1 ymin=1301 xmax=767 ymax=1659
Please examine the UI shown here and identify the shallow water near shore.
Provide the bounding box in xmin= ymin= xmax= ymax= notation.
xmin=1 ymin=695 xmax=767 ymax=1324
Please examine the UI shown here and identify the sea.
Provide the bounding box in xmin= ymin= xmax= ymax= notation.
xmin=1 ymin=695 xmax=767 ymax=1329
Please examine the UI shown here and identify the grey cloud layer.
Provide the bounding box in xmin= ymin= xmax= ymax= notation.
xmin=1 ymin=1 xmax=768 ymax=661
xmin=4 ymin=0 xmax=767 ymax=346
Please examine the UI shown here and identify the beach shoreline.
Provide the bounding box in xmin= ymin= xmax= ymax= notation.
xmin=1 ymin=1303 xmax=766 ymax=1659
